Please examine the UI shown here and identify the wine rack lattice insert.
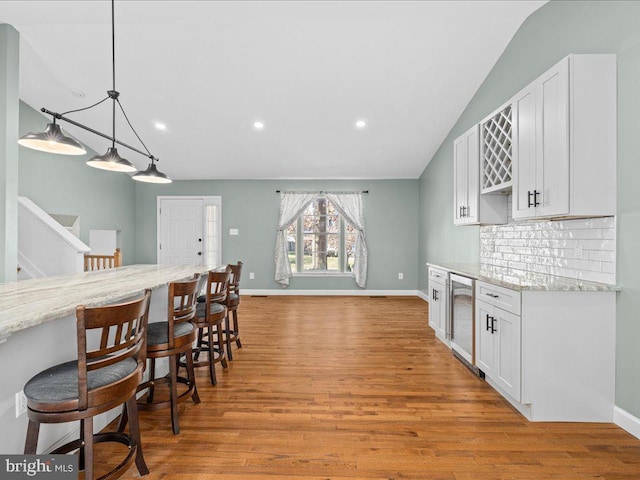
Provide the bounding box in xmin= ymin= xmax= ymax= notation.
xmin=481 ymin=104 xmax=512 ymax=192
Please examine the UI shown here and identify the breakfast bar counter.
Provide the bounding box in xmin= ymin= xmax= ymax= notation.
xmin=0 ymin=264 xmax=211 ymax=341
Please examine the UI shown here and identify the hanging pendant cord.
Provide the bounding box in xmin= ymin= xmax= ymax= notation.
xmin=117 ymin=99 xmax=154 ymax=159
xmin=111 ymin=0 xmax=116 ymax=147
xmin=60 ymin=96 xmax=110 ymax=116
xmin=112 ymin=0 xmax=116 ymax=94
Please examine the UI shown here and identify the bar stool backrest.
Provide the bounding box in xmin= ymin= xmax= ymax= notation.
xmin=168 ymin=274 xmax=200 ymax=348
xmin=75 ymin=290 xmax=152 ymax=410
xmin=205 ymin=268 xmax=231 ymax=320
xmin=228 ymin=262 xmax=243 ymax=297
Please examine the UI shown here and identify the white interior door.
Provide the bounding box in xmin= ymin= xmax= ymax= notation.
xmin=158 ymin=198 xmax=204 ymax=265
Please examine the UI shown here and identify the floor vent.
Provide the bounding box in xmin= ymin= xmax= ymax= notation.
xmin=251 ymin=295 xmax=268 ymax=298
xmin=369 ymin=295 xmax=387 ymax=298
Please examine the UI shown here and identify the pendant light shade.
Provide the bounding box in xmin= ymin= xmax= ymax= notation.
xmin=86 ymin=146 xmax=137 ymax=172
xmin=18 ymin=122 xmax=86 ymax=156
xmin=132 ymin=162 xmax=172 ymax=184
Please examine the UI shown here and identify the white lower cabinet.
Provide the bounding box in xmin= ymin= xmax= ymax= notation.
xmin=475 ymin=280 xmax=616 ymax=422
xmin=476 ymin=300 xmax=521 ymax=402
xmin=428 ymin=267 xmax=449 ymax=345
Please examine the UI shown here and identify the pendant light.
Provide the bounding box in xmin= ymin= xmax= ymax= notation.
xmin=17 ymin=121 xmax=86 ymax=155
xmin=17 ymin=0 xmax=171 ymax=183
xmin=133 ymin=160 xmax=172 ymax=184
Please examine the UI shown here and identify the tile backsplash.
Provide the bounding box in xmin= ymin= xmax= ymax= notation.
xmin=480 ymin=198 xmax=616 ymax=285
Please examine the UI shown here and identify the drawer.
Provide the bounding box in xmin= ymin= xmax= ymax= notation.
xmin=428 ymin=267 xmax=448 ymax=285
xmin=476 ymin=281 xmax=521 ymax=315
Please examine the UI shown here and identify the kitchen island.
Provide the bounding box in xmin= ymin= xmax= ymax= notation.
xmin=0 ymin=264 xmax=213 ymax=455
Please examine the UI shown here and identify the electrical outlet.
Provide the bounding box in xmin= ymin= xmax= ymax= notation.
xmin=229 ymin=228 xmax=239 ymax=236
xmin=15 ymin=391 xmax=27 ymax=418
xmin=249 ymin=272 xmax=255 ymax=280
xmin=398 ymin=272 xmax=404 ymax=280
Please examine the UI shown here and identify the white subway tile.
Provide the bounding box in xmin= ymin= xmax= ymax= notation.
xmin=580 ymin=271 xmax=616 ymax=285
xmin=479 ymin=215 xmax=616 ymax=284
xmin=588 ymin=250 xmax=615 ymax=262
xmin=582 ymin=239 xmax=615 ymax=251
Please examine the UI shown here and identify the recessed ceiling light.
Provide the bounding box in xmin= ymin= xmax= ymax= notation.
xmin=154 ymin=122 xmax=167 ymax=131
xmin=355 ymin=120 xmax=367 ymax=129
xmin=253 ymin=121 xmax=265 ymax=130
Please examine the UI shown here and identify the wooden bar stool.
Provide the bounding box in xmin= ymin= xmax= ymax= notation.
xmin=137 ymin=274 xmax=201 ymax=435
xmin=192 ymin=269 xmax=230 ymax=385
xmin=221 ymin=261 xmax=243 ymax=360
xmin=23 ymin=290 xmax=152 ymax=480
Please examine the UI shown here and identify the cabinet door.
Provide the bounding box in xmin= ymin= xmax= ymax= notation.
xmin=494 ymin=308 xmax=521 ymax=402
xmin=434 ymin=284 xmax=448 ymax=341
xmin=428 ymin=287 xmax=438 ymax=330
xmin=465 ymin=126 xmax=480 ymax=224
xmin=512 ymin=85 xmax=537 ymax=220
xmin=536 ymin=58 xmax=569 ymax=218
xmin=453 ymin=134 xmax=468 ymax=225
xmin=475 ymin=301 xmax=495 ymax=375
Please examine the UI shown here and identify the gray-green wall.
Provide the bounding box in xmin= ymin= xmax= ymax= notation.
xmin=418 ymin=0 xmax=640 ymax=418
xmin=135 ymin=179 xmax=419 ymax=290
xmin=0 ymin=24 xmax=19 ymax=283
xmin=18 ymin=102 xmax=137 ymax=264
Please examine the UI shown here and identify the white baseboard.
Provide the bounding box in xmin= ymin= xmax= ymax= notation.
xmin=614 ymin=406 xmax=640 ymax=439
xmin=243 ymin=289 xmax=424 ymax=297
xmin=416 ymin=290 xmax=429 ymax=301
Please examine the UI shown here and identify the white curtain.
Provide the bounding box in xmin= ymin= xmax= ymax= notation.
xmin=274 ymin=192 xmax=315 ymax=287
xmin=326 ymin=192 xmax=368 ymax=288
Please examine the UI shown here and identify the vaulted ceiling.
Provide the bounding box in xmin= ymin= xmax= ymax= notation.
xmin=1 ymin=1 xmax=545 ymax=180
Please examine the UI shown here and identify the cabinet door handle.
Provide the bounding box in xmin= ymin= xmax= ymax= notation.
xmin=486 ymin=293 xmax=499 ymax=298
xmin=527 ymin=190 xmax=534 ymax=208
xmin=461 ymin=206 xmax=466 ymax=217
xmin=434 ymin=290 xmax=439 ymax=301
xmin=486 ymin=314 xmax=491 ymax=331
xmin=534 ymin=190 xmax=541 ymax=207
xmin=459 ymin=206 xmax=463 ymax=218
xmin=491 ymin=317 xmax=497 ymax=334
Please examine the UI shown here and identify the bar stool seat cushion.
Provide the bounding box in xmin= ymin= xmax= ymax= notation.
xmin=196 ymin=301 xmax=225 ymax=319
xmin=24 ymin=357 xmax=137 ymax=404
xmin=197 ymin=293 xmax=237 ymax=304
xmin=146 ymin=321 xmax=194 ymax=346
xmin=226 ymin=292 xmax=239 ymax=305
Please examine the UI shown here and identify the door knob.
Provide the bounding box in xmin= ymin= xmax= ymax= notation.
xmin=197 ymin=251 xmax=202 ymax=256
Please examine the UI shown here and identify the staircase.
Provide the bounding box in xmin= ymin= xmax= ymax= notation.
xmin=17 ymin=197 xmax=90 ymax=279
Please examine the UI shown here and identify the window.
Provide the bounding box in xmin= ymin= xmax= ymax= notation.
xmin=287 ymin=197 xmax=356 ymax=274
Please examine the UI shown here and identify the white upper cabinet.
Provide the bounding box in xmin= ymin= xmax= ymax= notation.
xmin=512 ymin=54 xmax=616 ymax=220
xmin=453 ymin=125 xmax=507 ymax=226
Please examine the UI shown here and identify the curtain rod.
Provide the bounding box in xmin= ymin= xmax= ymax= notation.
xmin=275 ymin=190 xmax=369 ymax=194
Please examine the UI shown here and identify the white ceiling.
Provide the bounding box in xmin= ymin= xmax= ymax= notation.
xmin=1 ymin=1 xmax=545 ymax=180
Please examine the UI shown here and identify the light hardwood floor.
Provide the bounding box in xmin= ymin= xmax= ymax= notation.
xmin=96 ymin=296 xmax=640 ymax=479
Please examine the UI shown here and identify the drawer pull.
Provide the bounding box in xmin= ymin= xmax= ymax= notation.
xmin=486 ymin=293 xmax=499 ymax=298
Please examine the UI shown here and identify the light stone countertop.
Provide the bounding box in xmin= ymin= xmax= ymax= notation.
xmin=0 ymin=264 xmax=214 ymax=339
xmin=427 ymin=262 xmax=620 ymax=292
